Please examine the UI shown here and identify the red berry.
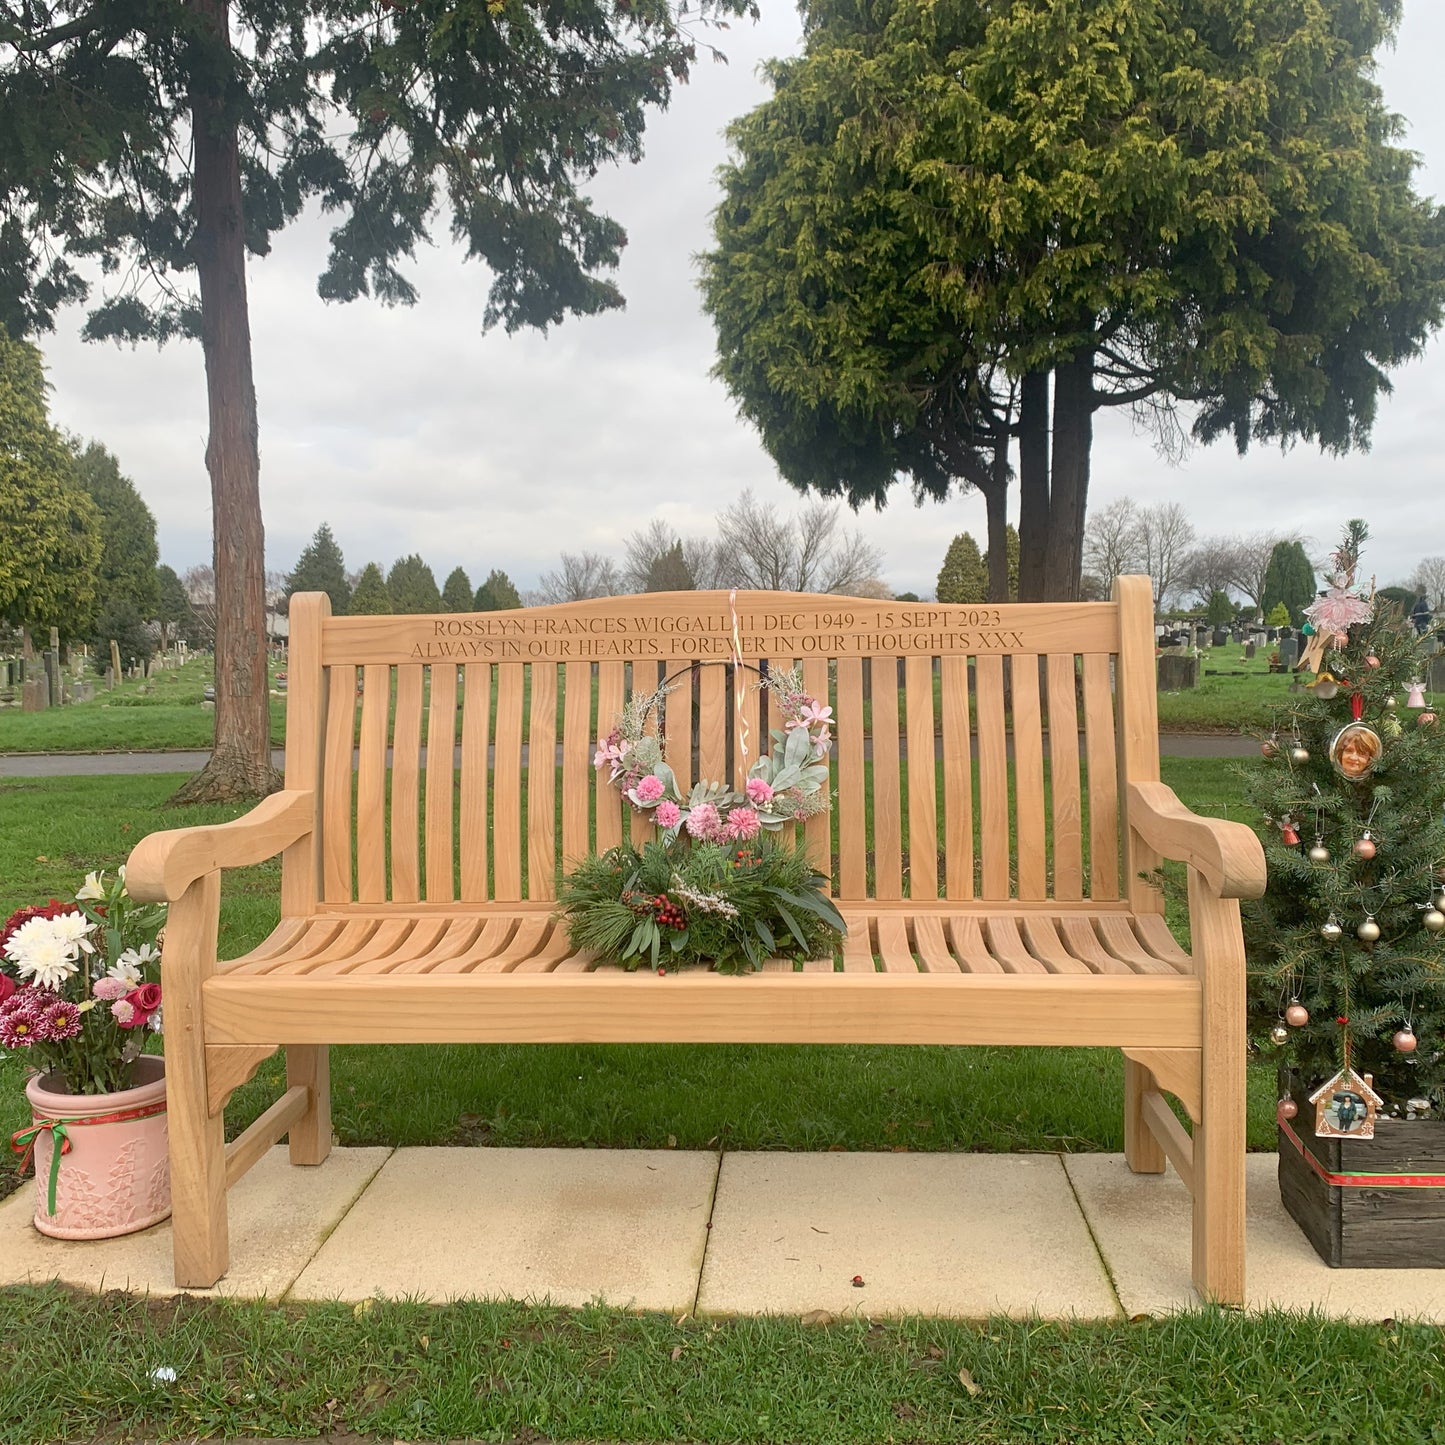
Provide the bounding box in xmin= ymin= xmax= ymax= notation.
xmin=1337 ymin=1016 xmax=1349 ymax=1026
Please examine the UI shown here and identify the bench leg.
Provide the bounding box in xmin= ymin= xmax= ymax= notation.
xmin=286 ymin=1045 xmax=332 ymax=1165
xmin=1123 ymin=1054 xmax=1166 ymax=1174
xmin=166 ymin=872 xmax=229 ymax=1288
xmin=1189 ymin=879 xmax=1247 ymax=1307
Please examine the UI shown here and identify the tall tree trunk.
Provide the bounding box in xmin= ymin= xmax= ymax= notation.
xmin=1043 ymin=349 xmax=1094 ymax=602
xmin=170 ymin=0 xmax=276 ymax=803
xmin=981 ymin=437 xmax=1011 ymax=604
xmin=1015 ymin=370 xmax=1050 ymax=602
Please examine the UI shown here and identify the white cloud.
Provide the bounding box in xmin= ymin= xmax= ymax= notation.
xmin=38 ymin=5 xmax=1445 ymax=600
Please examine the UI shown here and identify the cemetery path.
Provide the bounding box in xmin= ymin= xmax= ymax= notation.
xmin=0 ymin=734 xmax=1259 ymax=778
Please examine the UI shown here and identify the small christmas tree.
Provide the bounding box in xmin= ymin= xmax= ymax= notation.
xmin=1244 ymin=520 xmax=1445 ymax=1112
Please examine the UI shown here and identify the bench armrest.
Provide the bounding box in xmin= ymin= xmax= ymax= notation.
xmin=125 ymin=789 xmax=316 ymax=902
xmin=1127 ymin=781 xmax=1266 ymax=901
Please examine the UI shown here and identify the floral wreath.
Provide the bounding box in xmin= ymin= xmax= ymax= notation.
xmin=593 ymin=666 xmax=832 ymax=845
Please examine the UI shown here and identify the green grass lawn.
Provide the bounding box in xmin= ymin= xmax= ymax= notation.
xmin=2 ymin=1286 xmax=1440 ymax=1445
xmin=0 ymin=656 xmax=287 ymax=753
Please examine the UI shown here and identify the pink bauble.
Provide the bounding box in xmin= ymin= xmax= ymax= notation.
xmin=1354 ymin=837 xmax=1377 ymax=860
xmin=1285 ymin=1003 xmax=1309 ymax=1027
xmin=1393 ymin=1030 xmax=1418 ymax=1054
xmin=1278 ymin=1099 xmax=1298 ymax=1120
xmin=1419 ymin=711 xmax=1438 ymax=728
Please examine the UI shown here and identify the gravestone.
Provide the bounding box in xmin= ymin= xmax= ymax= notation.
xmin=70 ymin=681 xmax=95 ymax=704
xmin=109 ymin=639 xmax=122 ymax=688
xmin=1430 ymin=654 xmax=1445 ymax=695
xmin=1212 ymin=628 xmax=1228 ymax=647
xmin=1245 ymin=642 xmax=1256 ymax=660
xmin=21 ymin=677 xmax=47 ymax=711
xmin=1157 ymin=654 xmax=1199 ymax=691
xmin=1279 ymin=636 xmax=1300 ymax=669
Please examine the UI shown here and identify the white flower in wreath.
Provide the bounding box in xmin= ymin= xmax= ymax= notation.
xmin=76 ymin=870 xmax=107 ymax=900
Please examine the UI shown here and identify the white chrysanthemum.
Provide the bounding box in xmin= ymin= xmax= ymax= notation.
xmin=49 ymin=910 xmax=96 ymax=955
xmin=76 ymin=870 xmax=107 ymax=900
xmin=4 ymin=917 xmax=81 ymax=990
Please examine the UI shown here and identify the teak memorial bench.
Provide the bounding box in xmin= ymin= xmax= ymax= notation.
xmin=127 ymin=578 xmax=1266 ymax=1301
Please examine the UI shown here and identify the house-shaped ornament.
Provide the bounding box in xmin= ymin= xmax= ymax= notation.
xmin=1309 ymin=1068 xmax=1384 ymax=1140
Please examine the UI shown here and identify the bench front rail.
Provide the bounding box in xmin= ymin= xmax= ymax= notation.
xmin=127 ymin=578 xmax=1264 ymax=1302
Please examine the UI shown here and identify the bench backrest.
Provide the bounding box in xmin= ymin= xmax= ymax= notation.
xmin=280 ymin=577 xmax=1160 ymax=912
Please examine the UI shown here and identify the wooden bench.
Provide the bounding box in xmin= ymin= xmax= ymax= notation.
xmin=127 ymin=578 xmax=1265 ymax=1301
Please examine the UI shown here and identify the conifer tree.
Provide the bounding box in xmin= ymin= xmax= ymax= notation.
xmin=284 ymin=524 xmax=350 ymax=615
xmin=935 ymin=533 xmax=987 ymax=605
xmin=1245 ymin=523 xmax=1445 ymax=1108
xmin=475 ymin=570 xmax=523 ymax=611
xmin=983 ymin=524 xmax=1020 ymax=602
xmin=442 ymin=567 xmax=475 ymax=612
xmin=387 ymin=556 xmax=442 ymax=614
xmin=1262 ymin=541 xmax=1316 ymax=626
xmin=72 ymin=441 xmax=159 ymax=618
xmin=349 ymin=563 xmax=392 ymax=616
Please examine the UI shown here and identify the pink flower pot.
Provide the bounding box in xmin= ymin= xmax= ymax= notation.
xmin=22 ymin=1055 xmax=171 ymax=1239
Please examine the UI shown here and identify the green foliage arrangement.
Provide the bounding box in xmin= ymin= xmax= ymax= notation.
xmin=560 ymin=838 xmax=846 ymax=975
xmin=1244 ymin=525 xmax=1445 ymax=1107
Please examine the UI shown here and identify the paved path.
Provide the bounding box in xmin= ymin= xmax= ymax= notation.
xmin=2 ymin=1145 xmax=1441 ymax=1319
xmin=0 ymin=733 xmax=1258 ymax=778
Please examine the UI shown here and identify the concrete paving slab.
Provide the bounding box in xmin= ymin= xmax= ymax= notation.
xmin=288 ymin=1147 xmax=718 ymax=1311
xmin=697 ymin=1151 xmax=1119 ymax=1319
xmin=1066 ymin=1153 xmax=1445 ymax=1321
xmin=0 ymin=1147 xmax=390 ymax=1298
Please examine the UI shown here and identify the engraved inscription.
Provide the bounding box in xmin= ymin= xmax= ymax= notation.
xmin=407 ymin=607 xmax=1035 ymax=660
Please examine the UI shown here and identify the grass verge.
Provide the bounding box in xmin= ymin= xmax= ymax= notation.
xmin=1 ymin=1286 xmax=1440 ymax=1445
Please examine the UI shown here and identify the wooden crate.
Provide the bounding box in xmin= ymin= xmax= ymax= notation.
xmin=1279 ymin=1075 xmax=1445 ymax=1268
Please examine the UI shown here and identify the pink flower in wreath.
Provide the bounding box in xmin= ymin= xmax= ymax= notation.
xmin=745 ymin=778 xmax=774 ymax=805
xmin=685 ymin=803 xmax=722 ymax=841
xmin=633 ymin=774 xmax=666 ymax=804
xmin=724 ymin=807 xmax=761 ymax=842
xmin=655 ymin=800 xmax=682 ymax=829
xmin=110 ymin=999 xmax=136 ymax=1026
xmin=91 ymin=976 xmax=128 ymax=1001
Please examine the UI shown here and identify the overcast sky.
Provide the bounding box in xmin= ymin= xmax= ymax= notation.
xmin=37 ymin=3 xmax=1445 ymax=601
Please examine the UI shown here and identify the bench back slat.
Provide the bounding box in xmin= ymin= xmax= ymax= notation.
xmin=940 ymin=655 xmax=974 ymax=901
xmin=322 ymin=662 xmax=356 ymax=904
xmin=356 ymin=663 xmax=390 ymax=904
xmin=390 ymin=664 xmax=424 ymax=904
xmin=904 ymin=656 xmax=938 ymax=899
xmin=562 ymin=660 xmax=593 ymax=870
xmin=1046 ymin=652 xmax=1084 ymax=902
xmin=295 ymin=589 xmax=1149 ymax=910
xmin=870 ymin=658 xmax=904 ymax=901
xmin=527 ymin=661 xmax=558 ymax=900
xmin=1012 ymin=658 xmax=1047 ymax=901
xmin=1082 ymin=652 xmax=1120 ymax=900
xmin=975 ymin=653 xmax=1010 ymax=900
xmin=492 ymin=664 xmax=525 ymax=900
xmin=459 ymin=663 xmax=490 ymax=901
xmin=425 ymin=663 xmax=458 ymax=902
